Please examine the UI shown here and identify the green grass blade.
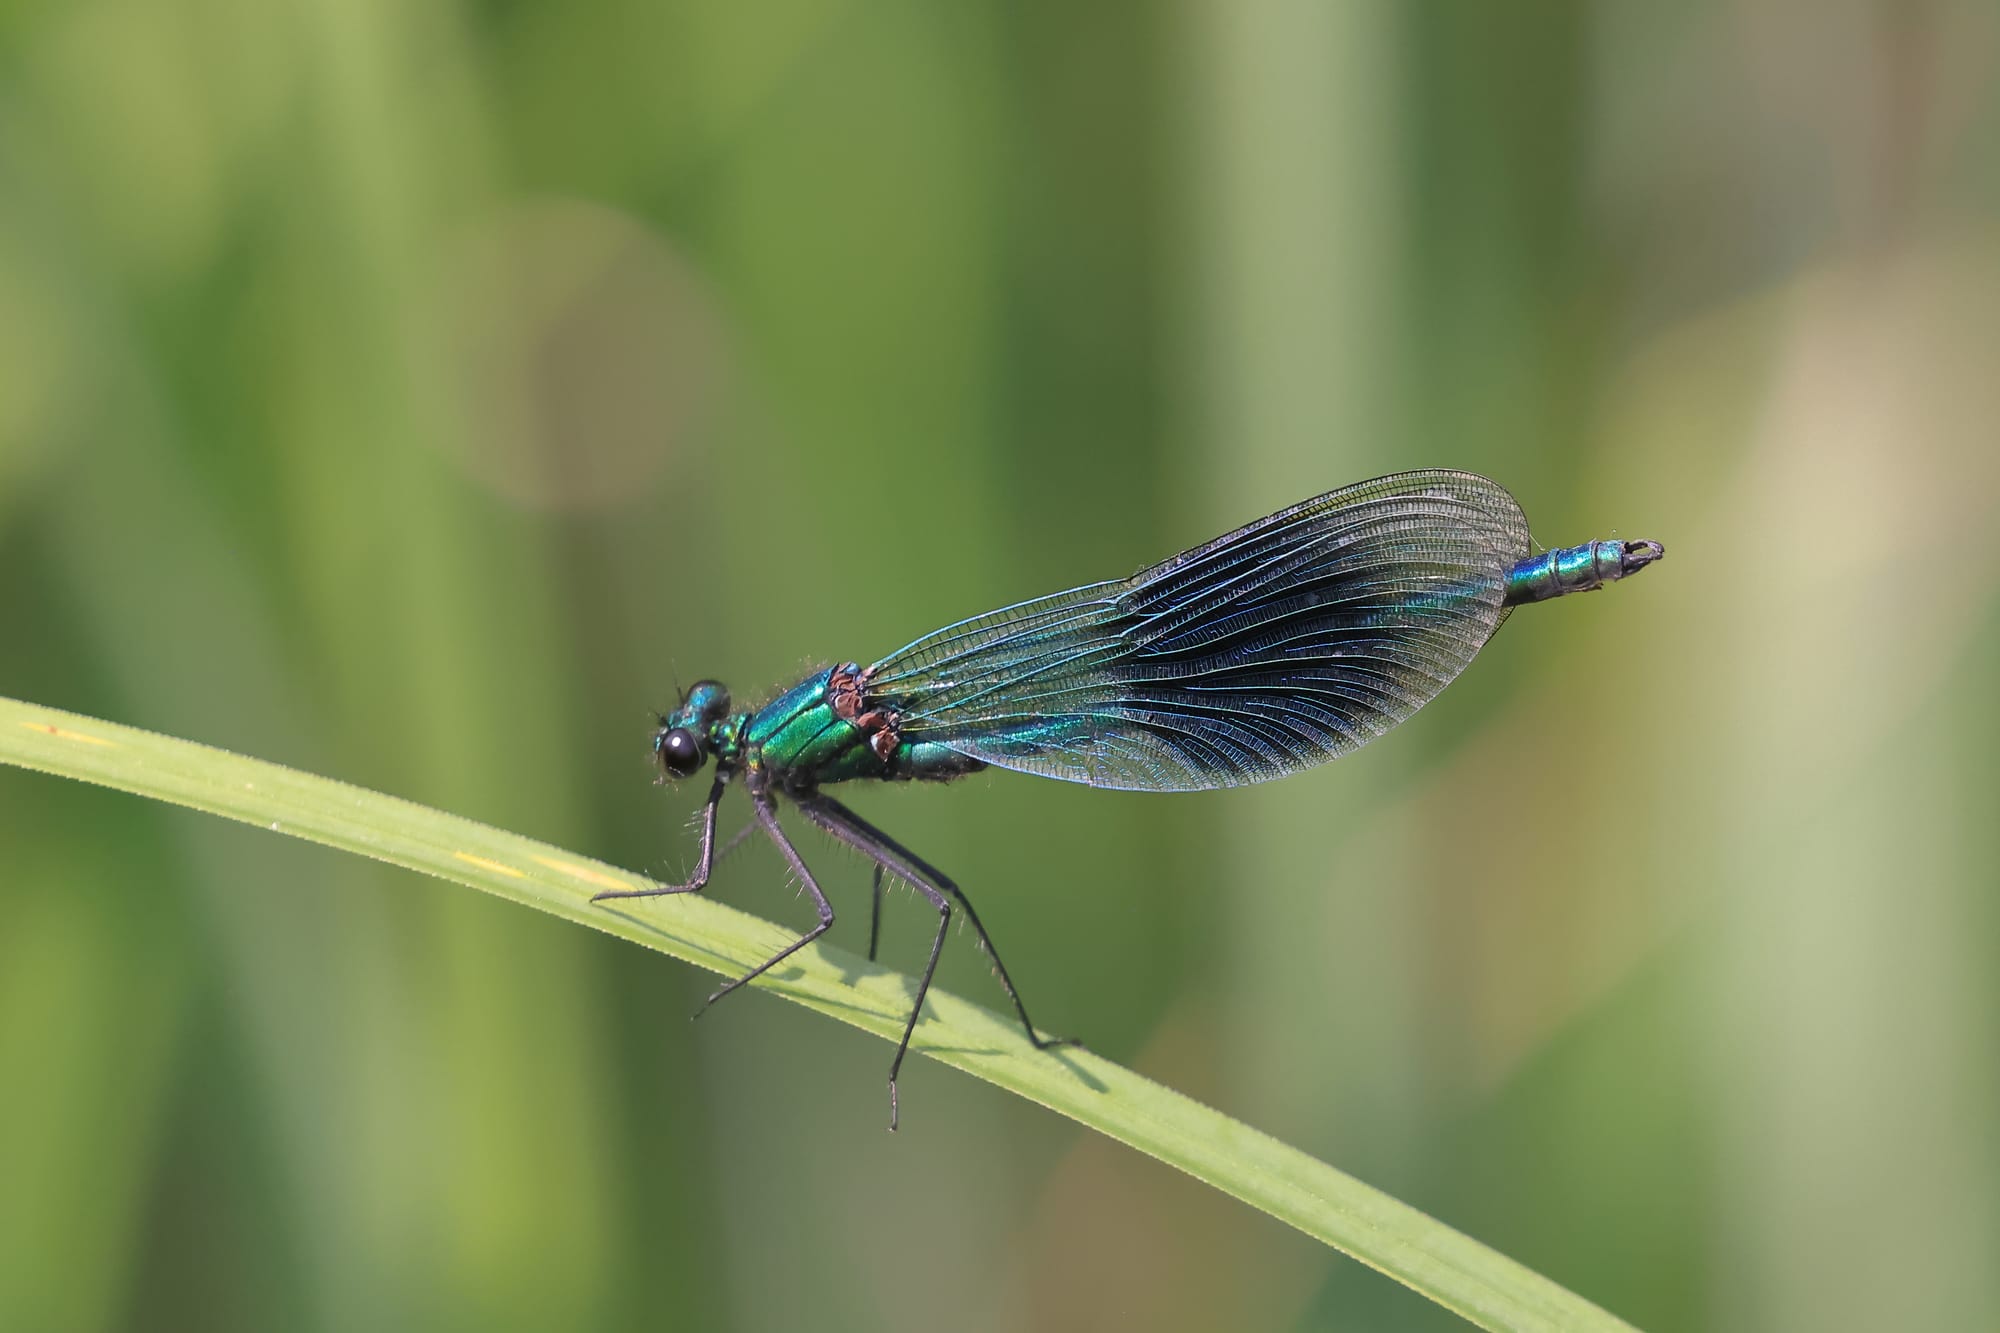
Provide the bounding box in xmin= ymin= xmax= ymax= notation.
xmin=0 ymin=694 xmax=1634 ymax=1332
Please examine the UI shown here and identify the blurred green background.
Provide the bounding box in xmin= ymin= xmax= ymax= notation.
xmin=4 ymin=2 xmax=1999 ymax=1330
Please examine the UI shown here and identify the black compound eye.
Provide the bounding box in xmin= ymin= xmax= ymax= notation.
xmin=655 ymin=727 xmax=705 ymax=778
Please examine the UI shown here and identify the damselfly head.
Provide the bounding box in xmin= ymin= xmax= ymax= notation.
xmin=650 ymin=680 xmax=733 ymax=782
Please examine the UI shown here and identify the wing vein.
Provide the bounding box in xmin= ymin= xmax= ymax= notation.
xmin=866 ymin=471 xmax=1530 ymax=791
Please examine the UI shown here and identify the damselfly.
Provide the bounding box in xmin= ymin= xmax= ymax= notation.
xmin=596 ymin=470 xmax=1662 ymax=1126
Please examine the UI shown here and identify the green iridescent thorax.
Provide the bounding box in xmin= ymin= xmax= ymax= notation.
xmin=742 ymin=669 xmax=871 ymax=779
xmin=735 ymin=665 xmax=985 ymax=789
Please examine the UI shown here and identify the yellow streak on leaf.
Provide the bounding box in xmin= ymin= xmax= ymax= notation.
xmin=21 ymin=721 xmax=117 ymax=747
xmin=529 ymin=854 xmax=634 ymax=893
xmin=452 ymin=851 xmax=525 ymax=879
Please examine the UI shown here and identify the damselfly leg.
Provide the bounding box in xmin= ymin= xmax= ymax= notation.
xmin=591 ymin=775 xmax=727 ymax=901
xmin=799 ymin=792 xmax=1080 ymax=1128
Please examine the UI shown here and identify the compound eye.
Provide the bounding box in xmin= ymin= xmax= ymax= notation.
xmin=655 ymin=727 xmax=705 ymax=779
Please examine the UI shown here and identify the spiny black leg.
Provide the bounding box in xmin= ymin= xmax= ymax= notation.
xmin=867 ymin=864 xmax=885 ymax=963
xmin=884 ymin=871 xmax=949 ymax=1131
xmin=593 ymin=775 xmax=727 ymax=902
xmin=694 ymin=792 xmax=834 ymax=1015
xmin=798 ymin=793 xmax=1081 ymax=1064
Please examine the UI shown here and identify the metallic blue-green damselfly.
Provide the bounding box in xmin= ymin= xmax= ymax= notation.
xmin=596 ymin=470 xmax=1662 ymax=1126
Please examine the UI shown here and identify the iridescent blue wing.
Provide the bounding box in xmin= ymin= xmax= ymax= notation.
xmin=865 ymin=470 xmax=1532 ymax=792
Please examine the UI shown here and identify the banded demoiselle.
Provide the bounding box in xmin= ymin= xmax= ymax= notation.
xmin=597 ymin=470 xmax=1662 ymax=1126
